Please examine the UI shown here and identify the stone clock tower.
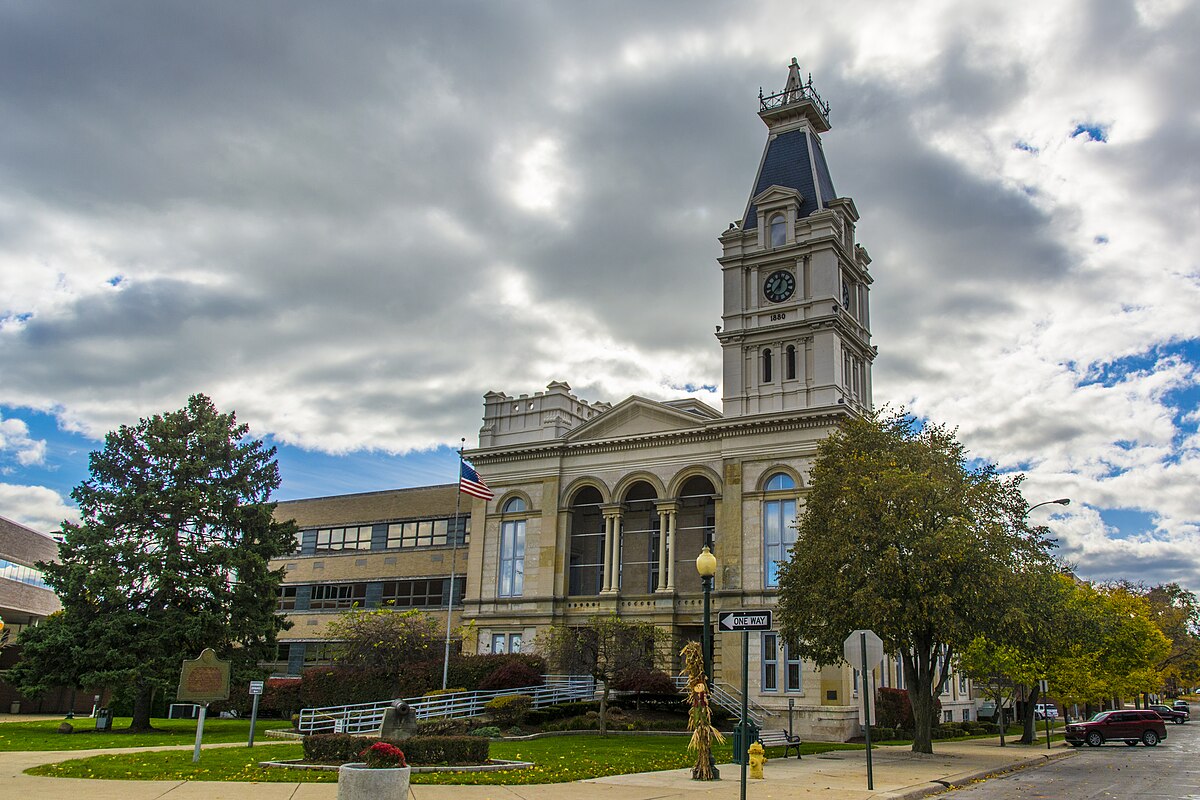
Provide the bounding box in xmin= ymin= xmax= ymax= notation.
xmin=718 ymin=59 xmax=874 ymax=418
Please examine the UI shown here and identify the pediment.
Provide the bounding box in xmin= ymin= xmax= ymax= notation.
xmin=565 ymin=396 xmax=710 ymax=442
xmin=752 ymin=184 xmax=804 ymax=208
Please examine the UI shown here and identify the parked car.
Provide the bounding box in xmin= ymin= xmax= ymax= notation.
xmin=1173 ymin=699 xmax=1190 ymax=712
xmin=1149 ymin=704 xmax=1188 ymax=724
xmin=1034 ymin=703 xmax=1059 ymax=721
xmin=1064 ymin=710 xmax=1167 ymax=747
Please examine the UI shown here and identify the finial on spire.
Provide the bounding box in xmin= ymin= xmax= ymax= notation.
xmin=758 ymin=57 xmax=831 ymax=130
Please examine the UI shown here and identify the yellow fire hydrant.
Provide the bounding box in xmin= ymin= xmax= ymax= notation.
xmin=748 ymin=741 xmax=767 ymax=779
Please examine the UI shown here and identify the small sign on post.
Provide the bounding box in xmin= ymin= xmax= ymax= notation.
xmin=843 ymin=630 xmax=884 ymax=791
xmin=247 ymin=681 xmax=265 ymax=747
xmin=177 ymin=649 xmax=231 ymax=763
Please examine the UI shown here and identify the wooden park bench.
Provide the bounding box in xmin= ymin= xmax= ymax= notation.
xmin=758 ymin=729 xmax=803 ymax=759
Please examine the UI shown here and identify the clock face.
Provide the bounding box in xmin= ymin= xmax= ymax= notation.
xmin=763 ymin=269 xmax=796 ymax=303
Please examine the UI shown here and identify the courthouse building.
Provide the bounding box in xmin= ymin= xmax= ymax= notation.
xmin=270 ymin=61 xmax=976 ymax=739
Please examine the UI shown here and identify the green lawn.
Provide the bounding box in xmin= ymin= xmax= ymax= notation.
xmin=0 ymin=717 xmax=294 ymax=751
xmin=25 ymin=735 xmax=866 ymax=784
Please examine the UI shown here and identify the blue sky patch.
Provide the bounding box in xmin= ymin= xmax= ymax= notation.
xmin=1014 ymin=140 xmax=1039 ymax=154
xmin=1099 ymin=507 xmax=1155 ymax=539
xmin=668 ymin=382 xmax=718 ymax=394
xmin=1071 ymin=123 xmax=1109 ymax=142
xmin=1094 ymin=235 xmax=1109 ymax=244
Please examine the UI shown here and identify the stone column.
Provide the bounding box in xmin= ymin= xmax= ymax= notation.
xmin=665 ymin=506 xmax=678 ymax=591
xmin=655 ymin=508 xmax=670 ymax=592
xmin=601 ymin=513 xmax=614 ymax=592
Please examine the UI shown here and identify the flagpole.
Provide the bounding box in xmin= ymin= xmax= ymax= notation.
xmin=442 ymin=438 xmax=466 ymax=691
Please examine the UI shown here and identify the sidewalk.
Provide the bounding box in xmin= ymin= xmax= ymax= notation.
xmin=0 ymin=736 xmax=1074 ymax=800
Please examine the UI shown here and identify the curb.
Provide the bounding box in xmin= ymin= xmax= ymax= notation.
xmin=883 ymin=749 xmax=1078 ymax=800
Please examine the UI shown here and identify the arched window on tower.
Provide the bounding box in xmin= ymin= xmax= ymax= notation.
xmin=762 ymin=348 xmax=773 ymax=383
xmin=785 ymin=345 xmax=796 ymax=380
xmin=763 ymin=472 xmax=798 ymax=587
xmin=498 ymin=496 xmax=526 ymax=598
xmin=769 ymin=214 xmax=786 ymax=248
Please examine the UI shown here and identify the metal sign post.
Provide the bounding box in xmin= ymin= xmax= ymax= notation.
xmin=248 ymin=681 xmax=264 ymax=747
xmin=843 ymin=630 xmax=884 ymax=791
xmin=177 ymin=649 xmax=231 ymax=763
xmin=716 ymin=610 xmax=772 ymax=800
xmin=1039 ymin=679 xmax=1051 ymax=750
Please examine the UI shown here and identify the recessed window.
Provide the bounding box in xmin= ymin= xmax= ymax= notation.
xmin=315 ymin=525 xmax=373 ymax=552
xmin=762 ymin=348 xmax=773 ymax=383
xmin=498 ymin=517 xmax=526 ymax=597
xmin=785 ymin=345 xmax=797 ymax=380
xmin=765 ymin=472 xmax=796 ymax=491
xmin=769 ymin=214 xmax=786 ymax=247
xmin=763 ymin=474 xmax=798 ymax=587
xmin=762 ymin=633 xmax=779 ymax=691
xmin=503 ymin=497 xmax=527 ymax=514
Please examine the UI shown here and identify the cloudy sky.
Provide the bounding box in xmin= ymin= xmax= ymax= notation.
xmin=1 ymin=1 xmax=1197 ymax=592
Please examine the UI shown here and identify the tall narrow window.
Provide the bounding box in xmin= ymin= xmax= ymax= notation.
xmin=762 ymin=633 xmax=779 ymax=692
xmin=762 ymin=348 xmax=773 ymax=383
xmin=785 ymin=345 xmax=796 ymax=380
xmin=769 ymin=214 xmax=786 ymax=247
xmin=763 ymin=472 xmax=797 ymax=587
xmin=785 ymin=644 xmax=803 ymax=692
xmin=498 ymin=497 xmax=526 ymax=597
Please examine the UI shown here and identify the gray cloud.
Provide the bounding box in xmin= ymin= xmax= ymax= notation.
xmin=1 ymin=1 xmax=1198 ymax=590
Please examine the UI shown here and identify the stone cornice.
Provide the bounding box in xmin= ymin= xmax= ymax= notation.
xmin=467 ymin=406 xmax=855 ymax=466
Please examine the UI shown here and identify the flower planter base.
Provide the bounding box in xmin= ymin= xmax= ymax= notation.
xmin=337 ymin=763 xmax=411 ymax=800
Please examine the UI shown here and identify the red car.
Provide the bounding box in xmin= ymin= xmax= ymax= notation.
xmin=1065 ymin=710 xmax=1167 ymax=747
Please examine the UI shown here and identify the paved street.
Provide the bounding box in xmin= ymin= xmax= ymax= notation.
xmin=949 ymin=721 xmax=1199 ymax=799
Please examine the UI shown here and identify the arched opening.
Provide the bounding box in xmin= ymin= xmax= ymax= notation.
xmin=674 ymin=475 xmax=717 ymax=595
xmin=568 ymin=486 xmax=604 ymax=596
xmin=620 ymin=481 xmax=659 ymax=593
xmin=763 ymin=348 xmax=773 ymax=383
xmin=785 ymin=345 xmax=797 ymax=380
xmin=769 ymin=214 xmax=786 ymax=248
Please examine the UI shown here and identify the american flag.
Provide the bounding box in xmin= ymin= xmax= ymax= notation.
xmin=459 ymin=461 xmax=495 ymax=501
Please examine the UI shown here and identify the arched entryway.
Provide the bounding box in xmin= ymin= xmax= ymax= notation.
xmin=672 ymin=475 xmax=716 ymax=594
xmin=619 ymin=481 xmax=660 ymax=594
xmin=567 ymin=485 xmax=605 ymax=596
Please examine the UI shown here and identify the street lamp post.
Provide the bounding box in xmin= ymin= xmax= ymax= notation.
xmin=696 ymin=545 xmax=717 ymax=684
xmin=1026 ymin=497 xmax=1070 ymax=745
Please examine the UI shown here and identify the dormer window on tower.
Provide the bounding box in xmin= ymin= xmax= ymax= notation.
xmin=769 ymin=214 xmax=786 ymax=248
xmin=753 ymin=185 xmax=804 ymax=250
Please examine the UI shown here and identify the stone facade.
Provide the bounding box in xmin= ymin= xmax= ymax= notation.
xmin=267 ymin=61 xmax=978 ymax=739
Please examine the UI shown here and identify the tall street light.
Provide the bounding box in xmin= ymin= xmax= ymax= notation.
xmin=1028 ymin=498 xmax=1070 ymax=514
xmin=1026 ymin=496 xmax=1070 ymax=744
xmin=696 ymin=545 xmax=717 ymax=683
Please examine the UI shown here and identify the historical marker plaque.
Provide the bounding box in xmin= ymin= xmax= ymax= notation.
xmin=177 ymin=648 xmax=231 ymax=703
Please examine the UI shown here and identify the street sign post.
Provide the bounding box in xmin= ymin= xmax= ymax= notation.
xmin=247 ymin=681 xmax=265 ymax=747
xmin=843 ymin=630 xmax=884 ymax=790
xmin=716 ymin=610 xmax=772 ymax=800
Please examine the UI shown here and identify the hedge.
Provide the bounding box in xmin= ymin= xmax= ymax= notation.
xmin=302 ymin=734 xmax=488 ymax=765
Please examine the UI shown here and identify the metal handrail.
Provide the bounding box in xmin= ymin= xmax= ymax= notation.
xmin=672 ymin=676 xmax=772 ymax=727
xmin=297 ymin=674 xmax=595 ymax=736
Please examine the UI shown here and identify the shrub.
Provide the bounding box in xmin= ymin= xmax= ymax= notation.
xmin=263 ymin=677 xmax=303 ymax=719
xmin=468 ymin=726 xmax=502 ymax=738
xmin=869 ymin=726 xmax=896 ymax=741
xmin=424 ymin=687 xmax=467 ymax=697
xmin=874 ymin=687 xmax=941 ymax=731
xmin=418 ymin=717 xmax=471 ymax=736
xmin=303 ymin=734 xmax=486 ymax=765
xmin=478 ymin=660 xmax=544 ymax=691
xmin=485 ymin=694 xmax=532 ymax=727
xmin=361 ymin=742 xmax=407 ymax=768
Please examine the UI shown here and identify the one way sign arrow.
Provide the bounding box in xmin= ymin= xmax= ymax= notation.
xmin=717 ymin=610 xmax=773 ymax=631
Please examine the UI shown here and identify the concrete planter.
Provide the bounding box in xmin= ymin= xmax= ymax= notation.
xmin=337 ymin=763 xmax=411 ymax=800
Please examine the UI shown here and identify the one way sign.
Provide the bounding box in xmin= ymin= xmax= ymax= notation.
xmin=717 ymin=610 xmax=773 ymax=631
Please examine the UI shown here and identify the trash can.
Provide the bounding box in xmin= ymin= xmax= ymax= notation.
xmin=95 ymin=708 xmax=113 ymax=731
xmin=731 ymin=719 xmax=761 ymax=764
xmin=8 ymin=701 xmax=19 ymax=714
